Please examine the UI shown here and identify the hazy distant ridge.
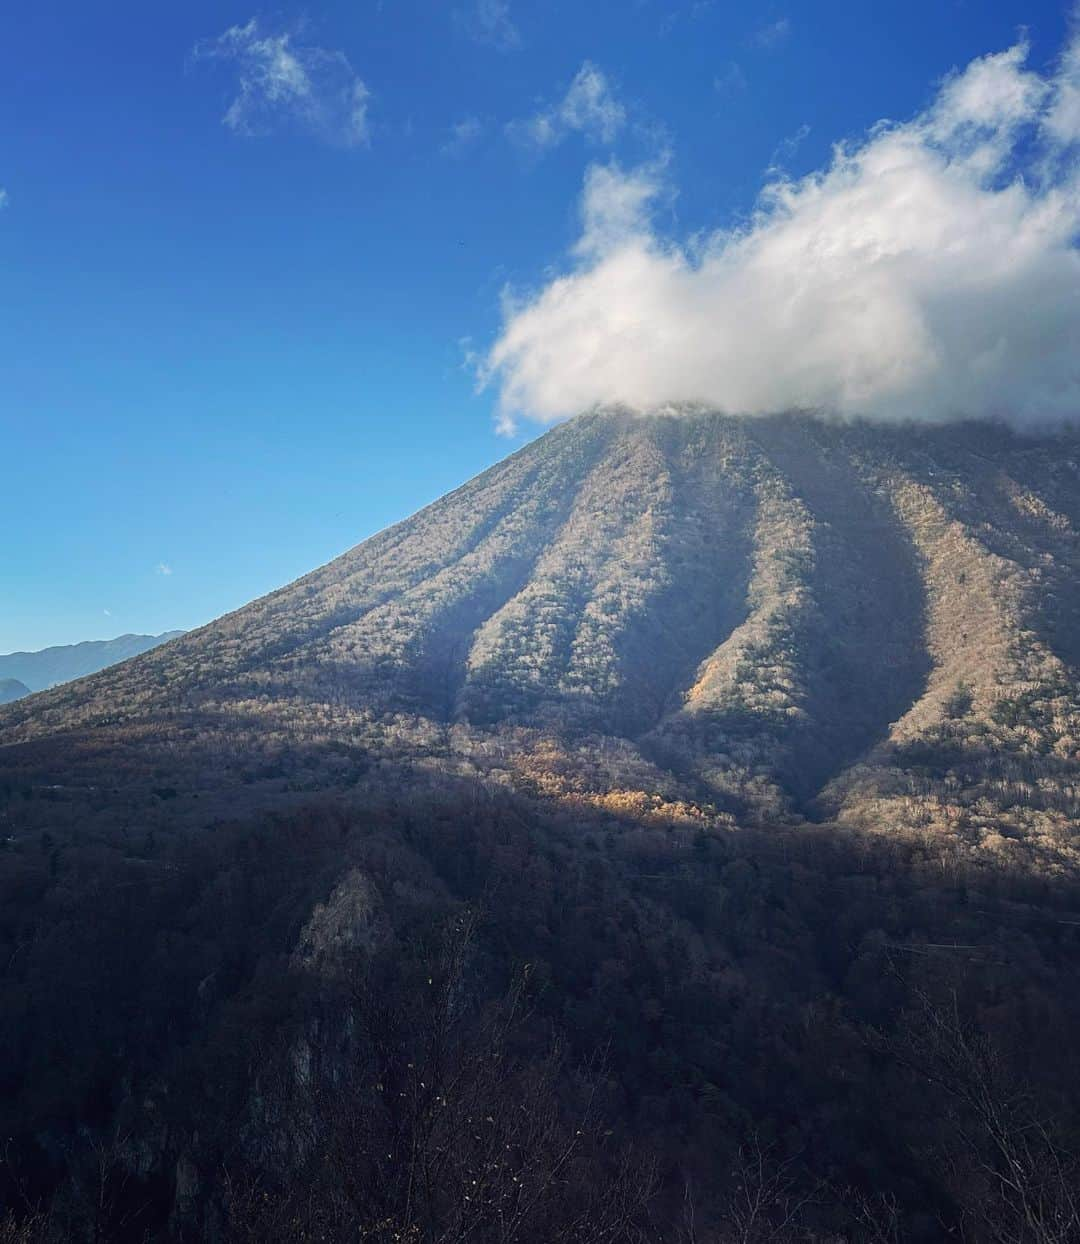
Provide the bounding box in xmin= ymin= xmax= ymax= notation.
xmin=0 ymin=679 xmax=30 ymax=705
xmin=0 ymin=631 xmax=184 ymax=692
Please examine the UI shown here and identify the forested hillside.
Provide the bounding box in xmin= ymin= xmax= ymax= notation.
xmin=3 ymin=409 xmax=1080 ymax=1241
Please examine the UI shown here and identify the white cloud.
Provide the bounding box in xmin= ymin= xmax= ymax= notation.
xmin=156 ymin=563 xmax=173 ymax=577
xmin=484 ymin=35 xmax=1080 ymax=431
xmin=508 ymin=63 xmax=626 ymax=151
xmin=751 ymin=17 xmax=791 ymax=49
xmin=442 ymin=116 xmax=484 ymax=157
xmin=194 ymin=19 xmax=371 ymax=147
xmin=574 ymin=161 xmax=668 ymax=258
xmin=460 ymin=0 xmax=520 ymax=51
xmin=1046 ymin=16 xmax=1080 ymax=146
xmin=0 ymin=189 xmax=8 ymax=210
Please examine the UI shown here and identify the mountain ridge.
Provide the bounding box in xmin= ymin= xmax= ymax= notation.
xmin=0 ymin=630 xmax=185 ymax=693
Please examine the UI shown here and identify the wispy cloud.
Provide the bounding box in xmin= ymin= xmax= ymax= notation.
xmin=659 ymin=1 xmax=716 ymax=36
xmin=751 ymin=17 xmax=791 ymax=49
xmin=713 ymin=62 xmax=748 ymax=96
xmin=193 ymin=18 xmax=371 ymax=147
xmin=459 ymin=0 xmax=520 ymax=51
xmin=507 ymin=62 xmax=626 ymax=152
xmin=0 ymin=189 xmax=9 ymax=210
xmin=156 ymin=563 xmax=173 ymax=577
xmin=484 ymin=34 xmax=1080 ymax=430
xmin=442 ymin=116 xmax=484 ymax=157
xmin=768 ymin=122 xmax=810 ymax=171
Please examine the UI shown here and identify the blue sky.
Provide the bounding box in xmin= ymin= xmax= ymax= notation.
xmin=2 ymin=0 xmax=1075 ymax=652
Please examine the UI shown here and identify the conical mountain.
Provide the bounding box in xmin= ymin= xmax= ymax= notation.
xmin=4 ymin=407 xmax=1080 ymax=861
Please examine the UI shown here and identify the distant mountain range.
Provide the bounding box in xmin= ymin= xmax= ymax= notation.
xmin=0 ymin=630 xmax=183 ymax=694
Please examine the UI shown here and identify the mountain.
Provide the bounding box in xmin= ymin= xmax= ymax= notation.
xmin=4 ymin=409 xmax=1080 ymax=1242
xmin=0 ymin=678 xmax=29 ymax=704
xmin=4 ymin=408 xmax=1079 ymax=863
xmin=0 ymin=630 xmax=184 ymax=693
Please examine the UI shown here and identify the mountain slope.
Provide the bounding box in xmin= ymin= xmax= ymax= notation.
xmin=2 ymin=408 xmax=1080 ymax=863
xmin=0 ymin=630 xmax=184 ymax=692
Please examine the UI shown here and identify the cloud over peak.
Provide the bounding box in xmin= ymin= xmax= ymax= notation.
xmin=194 ymin=19 xmax=370 ymax=147
xmin=486 ymin=36 xmax=1080 ymax=430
